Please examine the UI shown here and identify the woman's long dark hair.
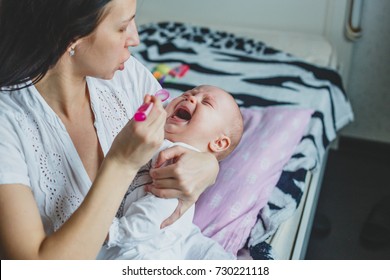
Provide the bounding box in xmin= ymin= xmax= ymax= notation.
xmin=0 ymin=0 xmax=112 ymax=88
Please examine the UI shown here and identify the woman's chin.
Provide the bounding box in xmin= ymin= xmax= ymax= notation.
xmin=98 ymin=71 xmax=116 ymax=80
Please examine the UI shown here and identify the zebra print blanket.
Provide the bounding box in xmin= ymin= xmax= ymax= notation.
xmin=132 ymin=22 xmax=354 ymax=259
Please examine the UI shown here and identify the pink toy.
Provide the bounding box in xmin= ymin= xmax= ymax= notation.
xmin=169 ymin=64 xmax=189 ymax=78
xmin=134 ymin=89 xmax=170 ymax=122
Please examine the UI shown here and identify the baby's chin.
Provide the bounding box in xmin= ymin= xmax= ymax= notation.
xmin=164 ymin=128 xmax=188 ymax=144
xmin=164 ymin=124 xmax=175 ymax=135
xmin=163 ymin=127 xmax=178 ymax=142
xmin=164 ymin=131 xmax=206 ymax=153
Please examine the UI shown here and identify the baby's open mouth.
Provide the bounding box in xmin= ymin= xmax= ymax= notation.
xmin=174 ymin=107 xmax=192 ymax=121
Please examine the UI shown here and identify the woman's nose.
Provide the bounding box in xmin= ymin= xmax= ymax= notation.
xmin=125 ymin=22 xmax=140 ymax=48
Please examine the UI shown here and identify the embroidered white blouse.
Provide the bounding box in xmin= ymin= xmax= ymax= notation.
xmin=0 ymin=57 xmax=160 ymax=234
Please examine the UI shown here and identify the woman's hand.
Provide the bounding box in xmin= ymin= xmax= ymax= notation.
xmin=146 ymin=146 xmax=219 ymax=228
xmin=106 ymin=95 xmax=166 ymax=172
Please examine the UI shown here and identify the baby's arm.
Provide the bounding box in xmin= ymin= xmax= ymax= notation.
xmin=107 ymin=193 xmax=179 ymax=247
xmin=107 ymin=141 xmax=196 ymax=248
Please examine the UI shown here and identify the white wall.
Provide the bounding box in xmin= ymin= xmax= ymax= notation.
xmin=137 ymin=0 xmax=390 ymax=143
xmin=341 ymin=0 xmax=390 ymax=143
xmin=137 ymin=0 xmax=353 ymax=81
xmin=137 ymin=0 xmax=327 ymax=34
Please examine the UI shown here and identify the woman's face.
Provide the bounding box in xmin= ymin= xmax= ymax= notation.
xmin=74 ymin=0 xmax=139 ymax=79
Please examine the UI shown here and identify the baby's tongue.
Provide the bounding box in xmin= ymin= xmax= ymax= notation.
xmin=175 ymin=108 xmax=191 ymax=120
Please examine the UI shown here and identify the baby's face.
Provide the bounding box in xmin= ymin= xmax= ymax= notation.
xmin=164 ymin=85 xmax=235 ymax=151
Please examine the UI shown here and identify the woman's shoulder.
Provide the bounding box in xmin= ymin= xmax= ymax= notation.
xmin=0 ymin=86 xmax=31 ymax=118
xmin=0 ymin=90 xmax=24 ymax=143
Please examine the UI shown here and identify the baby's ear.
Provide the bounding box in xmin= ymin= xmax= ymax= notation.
xmin=209 ymin=135 xmax=231 ymax=154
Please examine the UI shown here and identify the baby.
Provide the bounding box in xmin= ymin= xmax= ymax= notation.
xmin=100 ymin=85 xmax=243 ymax=260
xmin=163 ymin=85 xmax=243 ymax=161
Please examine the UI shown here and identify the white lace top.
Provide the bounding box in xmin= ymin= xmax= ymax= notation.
xmin=0 ymin=57 xmax=160 ymax=234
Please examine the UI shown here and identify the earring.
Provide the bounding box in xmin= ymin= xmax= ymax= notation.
xmin=69 ymin=47 xmax=75 ymax=57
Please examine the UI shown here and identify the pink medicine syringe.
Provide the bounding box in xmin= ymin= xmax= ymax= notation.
xmin=134 ymin=89 xmax=170 ymax=122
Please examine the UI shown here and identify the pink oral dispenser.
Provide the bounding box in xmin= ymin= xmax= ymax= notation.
xmin=134 ymin=89 xmax=170 ymax=122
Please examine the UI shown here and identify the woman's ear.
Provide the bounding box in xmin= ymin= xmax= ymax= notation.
xmin=67 ymin=38 xmax=84 ymax=57
xmin=209 ymin=135 xmax=231 ymax=154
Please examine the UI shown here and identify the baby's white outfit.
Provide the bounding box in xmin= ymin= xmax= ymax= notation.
xmin=99 ymin=140 xmax=235 ymax=260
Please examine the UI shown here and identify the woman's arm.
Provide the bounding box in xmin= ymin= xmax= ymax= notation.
xmin=146 ymin=146 xmax=219 ymax=228
xmin=0 ymin=159 xmax=137 ymax=259
xmin=0 ymin=96 xmax=167 ymax=259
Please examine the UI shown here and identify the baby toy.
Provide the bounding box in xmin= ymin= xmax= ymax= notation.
xmin=152 ymin=64 xmax=189 ymax=85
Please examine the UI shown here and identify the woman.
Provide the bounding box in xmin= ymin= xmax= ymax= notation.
xmin=0 ymin=0 xmax=218 ymax=259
